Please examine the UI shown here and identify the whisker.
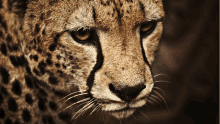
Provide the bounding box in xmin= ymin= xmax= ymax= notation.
xmin=57 ymin=93 xmax=88 ymax=110
xmin=132 ymin=115 xmax=137 ymax=120
xmin=58 ymin=90 xmax=87 ymax=102
xmin=138 ymin=109 xmax=149 ymax=120
xmin=153 ymin=73 xmax=169 ymax=78
xmin=153 ymin=87 xmax=166 ymax=95
xmin=104 ymin=115 xmax=110 ymax=124
xmin=154 ymin=80 xmax=172 ymax=83
xmin=88 ymin=104 xmax=100 ymax=117
xmin=147 ymin=100 xmax=157 ymax=109
xmin=55 ymin=98 xmax=90 ymax=115
xmin=145 ymin=104 xmax=150 ymax=110
xmin=153 ymin=90 xmax=170 ymax=113
xmin=71 ymin=98 xmax=95 ymax=120
xmin=148 ymin=97 xmax=162 ymax=108
xmin=81 ymin=100 xmax=95 ymax=116
xmin=118 ymin=118 xmax=122 ymax=124
xmin=151 ymin=94 xmax=162 ymax=103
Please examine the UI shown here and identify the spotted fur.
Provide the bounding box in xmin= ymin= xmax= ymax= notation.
xmin=0 ymin=0 xmax=164 ymax=123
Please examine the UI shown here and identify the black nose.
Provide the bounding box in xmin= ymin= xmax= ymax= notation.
xmin=109 ymin=83 xmax=146 ymax=102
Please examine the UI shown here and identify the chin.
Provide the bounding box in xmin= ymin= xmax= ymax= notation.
xmin=110 ymin=109 xmax=136 ymax=119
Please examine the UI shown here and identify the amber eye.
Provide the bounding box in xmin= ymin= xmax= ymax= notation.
xmin=70 ymin=28 xmax=91 ymax=42
xmin=140 ymin=21 xmax=157 ymax=35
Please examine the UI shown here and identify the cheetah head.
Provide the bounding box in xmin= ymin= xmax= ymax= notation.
xmin=23 ymin=0 xmax=164 ymax=120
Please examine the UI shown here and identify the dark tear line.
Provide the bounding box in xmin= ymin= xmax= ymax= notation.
xmin=140 ymin=38 xmax=154 ymax=81
xmin=86 ymin=32 xmax=104 ymax=96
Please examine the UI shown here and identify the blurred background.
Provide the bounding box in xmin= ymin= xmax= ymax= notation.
xmin=76 ymin=0 xmax=219 ymax=123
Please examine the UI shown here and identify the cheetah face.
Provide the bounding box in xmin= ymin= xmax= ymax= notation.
xmin=24 ymin=0 xmax=164 ymax=120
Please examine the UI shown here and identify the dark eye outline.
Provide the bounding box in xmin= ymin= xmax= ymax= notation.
xmin=69 ymin=28 xmax=94 ymax=44
xmin=140 ymin=21 xmax=157 ymax=36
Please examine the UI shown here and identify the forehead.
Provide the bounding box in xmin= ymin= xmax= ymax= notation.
xmin=66 ymin=0 xmax=164 ymax=30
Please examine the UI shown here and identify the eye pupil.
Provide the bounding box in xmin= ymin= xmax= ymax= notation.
xmin=78 ymin=29 xmax=88 ymax=36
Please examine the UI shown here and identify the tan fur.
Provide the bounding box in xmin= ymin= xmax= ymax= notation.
xmin=0 ymin=0 xmax=164 ymax=123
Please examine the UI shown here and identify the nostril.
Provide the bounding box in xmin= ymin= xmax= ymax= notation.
xmin=109 ymin=83 xmax=116 ymax=93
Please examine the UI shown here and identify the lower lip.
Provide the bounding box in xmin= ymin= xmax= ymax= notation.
xmin=110 ymin=109 xmax=136 ymax=119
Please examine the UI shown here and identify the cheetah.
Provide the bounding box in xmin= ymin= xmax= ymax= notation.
xmin=0 ymin=0 xmax=165 ymax=123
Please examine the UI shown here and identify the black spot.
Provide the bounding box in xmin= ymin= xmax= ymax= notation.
xmin=69 ymin=56 xmax=74 ymax=60
xmin=48 ymin=76 xmax=58 ymax=85
xmin=139 ymin=1 xmax=145 ymax=17
xmin=33 ymin=55 xmax=38 ymax=61
xmin=25 ymin=76 xmax=33 ymax=88
xmin=0 ymin=67 xmax=10 ymax=84
xmin=0 ymin=108 xmax=5 ymax=119
xmin=49 ymin=101 xmax=57 ymax=111
xmin=49 ymin=43 xmax=57 ymax=51
xmin=14 ymin=120 xmax=20 ymax=124
xmin=33 ymin=68 xmax=40 ymax=75
xmin=70 ymin=70 xmax=75 ymax=73
xmin=29 ymin=55 xmax=33 ymax=59
xmin=25 ymin=65 xmax=32 ymax=74
xmin=1 ymin=20 xmax=7 ymax=32
xmin=35 ymin=24 xmax=40 ymax=34
xmin=57 ymin=70 xmax=63 ymax=73
xmin=56 ymin=55 xmax=61 ymax=59
xmin=8 ymin=98 xmax=18 ymax=112
xmin=49 ymin=0 xmax=56 ymax=5
xmin=39 ymin=88 xmax=47 ymax=96
xmin=9 ymin=55 xmax=24 ymax=67
xmin=19 ymin=26 xmax=23 ymax=30
xmin=9 ymin=44 xmax=19 ymax=51
xmin=22 ymin=109 xmax=31 ymax=122
xmin=58 ymin=112 xmax=71 ymax=121
xmin=54 ymin=34 xmax=60 ymax=43
xmin=1 ymin=86 xmax=8 ymax=95
xmin=0 ymin=43 xmax=7 ymax=56
xmin=46 ymin=58 xmax=53 ymax=65
xmin=42 ymin=116 xmax=47 ymax=124
xmin=42 ymin=115 xmax=55 ymax=124
xmin=0 ymin=94 xmax=3 ymax=104
xmin=40 ymin=13 xmax=45 ymax=20
xmin=9 ymin=56 xmax=18 ymax=67
xmin=4 ymin=118 xmax=12 ymax=124
xmin=11 ymin=80 xmax=22 ymax=96
xmin=47 ymin=116 xmax=55 ymax=124
xmin=53 ymin=91 xmax=66 ymax=97
xmin=47 ymin=53 xmax=52 ymax=58
xmin=6 ymin=35 xmax=12 ymax=42
xmin=0 ymin=0 xmax=2 ymax=9
xmin=62 ymin=64 xmax=66 ymax=69
xmin=0 ymin=30 xmax=2 ymax=37
xmin=17 ymin=56 xmax=25 ymax=66
xmin=55 ymin=63 xmax=60 ymax=68
xmin=29 ymin=13 xmax=35 ymax=18
xmin=42 ymin=29 xmax=46 ymax=35
xmin=38 ymin=98 xmax=46 ymax=111
xmin=25 ymin=94 xmax=33 ymax=105
xmin=37 ymin=36 xmax=41 ymax=43
xmin=37 ymin=48 xmax=42 ymax=53
xmin=38 ymin=61 xmax=47 ymax=74
xmin=92 ymin=7 xmax=96 ymax=23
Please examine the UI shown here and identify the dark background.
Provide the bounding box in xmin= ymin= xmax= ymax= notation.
xmin=76 ymin=0 xmax=219 ymax=123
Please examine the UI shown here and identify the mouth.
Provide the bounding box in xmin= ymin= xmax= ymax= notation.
xmin=97 ymin=98 xmax=147 ymax=119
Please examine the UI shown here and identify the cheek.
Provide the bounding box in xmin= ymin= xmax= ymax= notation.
xmin=142 ymin=22 xmax=163 ymax=65
xmin=50 ymin=33 xmax=97 ymax=91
